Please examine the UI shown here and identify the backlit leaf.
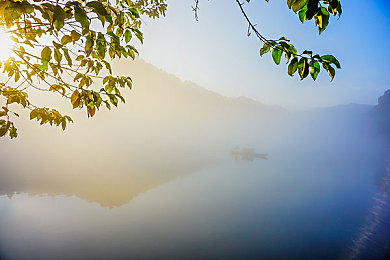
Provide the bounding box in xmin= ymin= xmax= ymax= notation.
xmin=74 ymin=5 xmax=90 ymax=29
xmin=288 ymin=57 xmax=298 ymax=76
xmin=61 ymin=35 xmax=72 ymax=45
xmin=41 ymin=46 xmax=52 ymax=62
xmin=71 ymin=90 xmax=81 ymax=108
xmin=86 ymin=1 xmax=108 ymax=16
xmin=260 ymin=42 xmax=270 ymax=56
xmin=272 ymin=47 xmax=283 ymax=65
xmin=53 ymin=5 xmax=65 ymax=30
xmin=49 ymin=84 xmax=66 ymax=95
xmin=310 ymin=61 xmax=320 ymax=80
xmin=320 ymin=55 xmax=341 ymax=69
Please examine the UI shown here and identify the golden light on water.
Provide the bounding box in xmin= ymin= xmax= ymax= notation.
xmin=0 ymin=32 xmax=14 ymax=61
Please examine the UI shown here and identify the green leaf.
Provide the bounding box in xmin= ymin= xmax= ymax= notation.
xmin=21 ymin=1 xmax=34 ymax=14
xmin=288 ymin=57 xmax=298 ymax=76
xmin=105 ymin=14 xmax=113 ymax=24
xmin=41 ymin=46 xmax=52 ymax=62
xmin=328 ymin=0 xmax=339 ymax=15
xmin=103 ymin=60 xmax=112 ymax=74
xmin=337 ymin=1 xmax=342 ymax=17
xmin=0 ymin=120 xmax=11 ymax=136
xmin=131 ymin=28 xmax=143 ymax=43
xmin=316 ymin=7 xmax=330 ymax=34
xmin=288 ymin=0 xmax=308 ymax=12
xmin=54 ymin=48 xmax=62 ymax=64
xmin=96 ymin=33 xmax=106 ymax=59
xmin=260 ymin=42 xmax=270 ymax=56
xmin=285 ymin=51 xmax=292 ymax=63
xmin=279 ymin=41 xmax=290 ymax=51
xmin=53 ymin=5 xmax=65 ymax=30
xmin=85 ymin=35 xmax=94 ymax=56
xmin=7 ymin=94 xmax=20 ymax=105
xmin=74 ymin=5 xmax=90 ymax=29
xmin=266 ymin=40 xmax=276 ymax=47
xmin=272 ymin=47 xmax=283 ymax=65
xmin=306 ymin=0 xmax=319 ymax=20
xmin=71 ymin=90 xmax=81 ymax=108
xmin=4 ymin=2 xmax=23 ymax=24
xmin=310 ymin=61 xmax=320 ymax=80
xmin=37 ymin=62 xmax=49 ymax=72
xmin=320 ymin=55 xmax=341 ymax=68
xmin=76 ymin=55 xmax=84 ymax=61
xmin=278 ymin=37 xmax=290 ymax=41
xmin=63 ymin=48 xmax=72 ymax=66
xmin=61 ymin=35 xmax=72 ymax=45
xmin=53 ymin=41 xmax=62 ymax=49
xmin=124 ymin=30 xmax=132 ymax=44
xmin=71 ymin=30 xmax=81 ymax=42
xmin=298 ymin=57 xmax=309 ymax=79
xmin=49 ymin=84 xmax=66 ymax=95
xmin=298 ymin=4 xmax=307 ymax=22
xmin=86 ymin=1 xmax=108 ymax=16
xmin=108 ymin=47 xmax=115 ymax=59
xmin=61 ymin=118 xmax=67 ymax=131
xmin=323 ymin=62 xmax=336 ymax=81
xmin=30 ymin=109 xmax=38 ymax=120
xmin=0 ymin=123 xmax=10 ymax=137
xmin=109 ymin=94 xmax=118 ymax=107
xmin=9 ymin=125 xmax=17 ymax=139
xmin=303 ymin=50 xmax=313 ymax=56
xmin=129 ymin=7 xmax=140 ymax=18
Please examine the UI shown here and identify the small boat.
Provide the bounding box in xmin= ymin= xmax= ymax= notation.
xmin=231 ymin=146 xmax=268 ymax=161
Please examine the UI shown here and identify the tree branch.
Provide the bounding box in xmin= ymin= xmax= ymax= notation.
xmin=192 ymin=0 xmax=200 ymax=21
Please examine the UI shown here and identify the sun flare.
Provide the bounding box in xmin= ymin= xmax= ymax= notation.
xmin=0 ymin=32 xmax=14 ymax=61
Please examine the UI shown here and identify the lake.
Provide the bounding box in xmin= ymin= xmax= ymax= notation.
xmin=1 ymin=140 xmax=386 ymax=260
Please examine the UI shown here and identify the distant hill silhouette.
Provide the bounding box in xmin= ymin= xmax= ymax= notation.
xmin=372 ymin=89 xmax=390 ymax=137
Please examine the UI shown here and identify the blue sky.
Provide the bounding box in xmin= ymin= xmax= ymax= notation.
xmin=136 ymin=0 xmax=390 ymax=109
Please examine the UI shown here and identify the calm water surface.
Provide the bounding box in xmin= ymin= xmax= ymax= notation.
xmin=0 ymin=146 xmax=382 ymax=260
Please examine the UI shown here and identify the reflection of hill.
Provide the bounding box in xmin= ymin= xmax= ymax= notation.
xmin=346 ymin=90 xmax=390 ymax=260
xmin=372 ymin=90 xmax=390 ymax=193
xmin=0 ymin=154 xmax=215 ymax=208
xmin=0 ymin=59 xmax=286 ymax=207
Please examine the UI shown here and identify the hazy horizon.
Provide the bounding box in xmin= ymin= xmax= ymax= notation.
xmin=116 ymin=59 xmax=383 ymax=112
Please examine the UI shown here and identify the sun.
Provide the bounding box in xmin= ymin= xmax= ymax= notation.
xmin=0 ymin=32 xmax=14 ymax=61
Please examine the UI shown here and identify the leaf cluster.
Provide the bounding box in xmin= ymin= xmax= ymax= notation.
xmin=289 ymin=0 xmax=342 ymax=34
xmin=0 ymin=0 xmax=167 ymax=138
xmin=260 ymin=38 xmax=340 ymax=80
xmin=242 ymin=0 xmax=342 ymax=80
xmin=248 ymin=0 xmax=342 ymax=34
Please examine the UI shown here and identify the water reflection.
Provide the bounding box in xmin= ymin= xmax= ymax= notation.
xmin=344 ymin=150 xmax=390 ymax=260
xmin=0 ymin=148 xmax=381 ymax=260
xmin=0 ymin=123 xmax=384 ymax=259
xmin=0 ymin=152 xmax=216 ymax=208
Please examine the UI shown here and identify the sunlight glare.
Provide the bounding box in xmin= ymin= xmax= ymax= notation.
xmin=0 ymin=32 xmax=14 ymax=61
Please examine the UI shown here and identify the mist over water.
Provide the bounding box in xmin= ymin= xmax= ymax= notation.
xmin=0 ymin=60 xmax=388 ymax=259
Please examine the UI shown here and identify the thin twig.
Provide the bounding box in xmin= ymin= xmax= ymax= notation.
xmin=192 ymin=0 xmax=200 ymax=21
